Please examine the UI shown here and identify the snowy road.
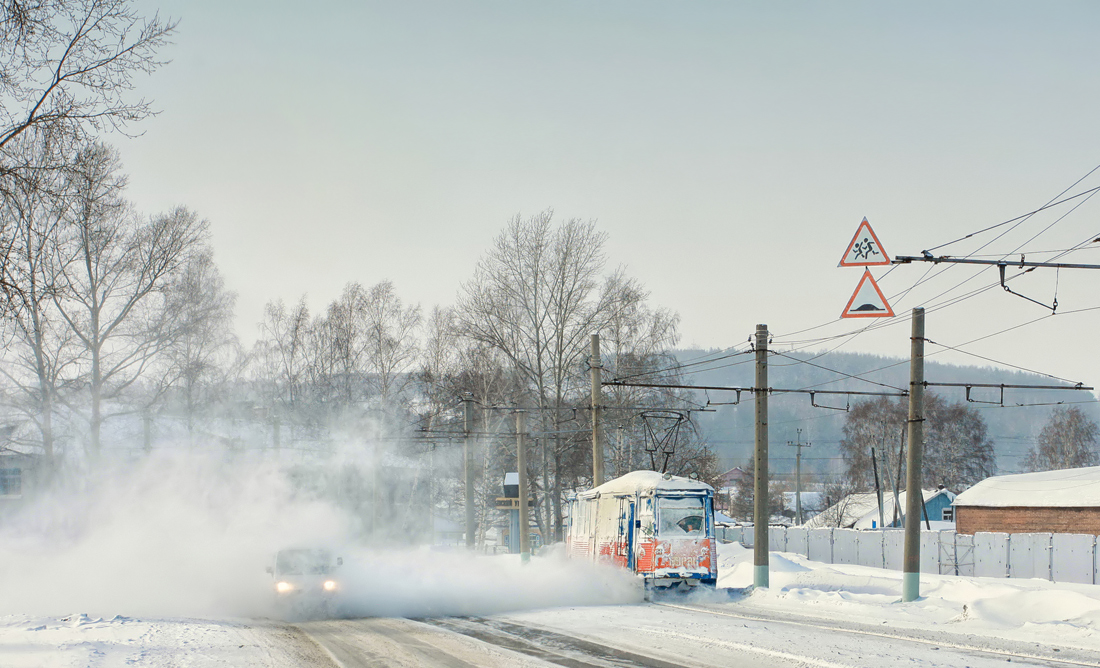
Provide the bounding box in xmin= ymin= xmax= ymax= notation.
xmin=300 ymin=601 xmax=1100 ymax=668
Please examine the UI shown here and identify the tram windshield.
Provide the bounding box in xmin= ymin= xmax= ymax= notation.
xmin=659 ymin=496 xmax=706 ymax=536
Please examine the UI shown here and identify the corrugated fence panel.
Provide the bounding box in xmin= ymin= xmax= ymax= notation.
xmin=955 ymin=532 xmax=975 ymax=577
xmin=1052 ymin=534 xmax=1095 ymax=584
xmin=883 ymin=530 xmax=904 ymax=571
xmin=741 ymin=526 xmax=754 ymax=548
xmin=974 ymin=532 xmax=1009 ymax=578
xmin=786 ymin=527 xmax=808 ymax=557
xmin=769 ymin=526 xmax=788 ymax=552
xmin=1010 ymin=533 xmax=1051 ymax=580
xmin=808 ymin=528 xmax=833 ymax=563
xmin=833 ymin=529 xmax=860 ymax=565
xmin=920 ymin=531 xmax=940 ymax=574
xmin=857 ymin=530 xmax=884 ymax=569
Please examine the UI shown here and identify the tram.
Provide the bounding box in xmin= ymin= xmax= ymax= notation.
xmin=566 ymin=470 xmax=718 ymax=589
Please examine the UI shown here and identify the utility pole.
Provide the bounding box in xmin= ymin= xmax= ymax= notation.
xmin=786 ymin=429 xmax=809 ymax=525
xmin=516 ymin=410 xmax=531 ymax=563
xmin=591 ymin=333 xmax=604 ymax=486
xmin=754 ymin=324 xmax=769 ymax=589
xmin=463 ymin=393 xmax=476 ymax=550
xmin=903 ymin=307 xmax=925 ymax=602
xmin=871 ymin=448 xmax=886 ymax=530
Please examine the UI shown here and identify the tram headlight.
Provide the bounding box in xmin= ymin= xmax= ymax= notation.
xmin=275 ymin=581 xmax=293 ymax=594
xmin=323 ymin=580 xmax=338 ymax=592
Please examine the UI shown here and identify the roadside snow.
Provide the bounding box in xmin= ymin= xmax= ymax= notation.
xmin=0 ymin=613 xmax=331 ymax=668
xmin=716 ymin=541 xmax=1100 ymax=650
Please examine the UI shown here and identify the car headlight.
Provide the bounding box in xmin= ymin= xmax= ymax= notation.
xmin=323 ymin=580 xmax=337 ymax=592
xmin=275 ymin=581 xmax=293 ymax=594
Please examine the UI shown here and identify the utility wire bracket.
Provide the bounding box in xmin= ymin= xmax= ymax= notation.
xmin=809 ymin=391 xmax=850 ymax=412
xmin=964 ymin=384 xmax=1005 ymax=406
xmin=998 ymin=263 xmax=1056 ymax=313
xmin=705 ymin=389 xmax=742 ymax=406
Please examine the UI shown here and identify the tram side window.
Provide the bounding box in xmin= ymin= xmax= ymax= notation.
xmin=659 ymin=496 xmax=705 ymax=536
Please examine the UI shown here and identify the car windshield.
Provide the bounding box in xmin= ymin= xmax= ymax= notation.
xmin=659 ymin=496 xmax=706 ymax=537
xmin=275 ymin=549 xmax=333 ymax=575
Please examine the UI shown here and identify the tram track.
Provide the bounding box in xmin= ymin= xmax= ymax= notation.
xmin=420 ymin=616 xmax=694 ymax=668
xmin=653 ymin=600 xmax=1100 ymax=668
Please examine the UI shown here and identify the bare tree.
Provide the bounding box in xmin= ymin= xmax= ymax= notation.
xmin=51 ymin=144 xmax=207 ymax=455
xmin=159 ymin=248 xmax=237 ymax=441
xmin=0 ymin=1 xmax=175 ymax=312
xmin=839 ymin=393 xmax=995 ymax=493
xmin=456 ymin=210 xmax=691 ymax=541
xmin=361 ymin=279 xmax=421 ymax=402
xmin=0 ymin=0 xmax=175 ymax=158
xmin=1025 ymin=406 xmax=1099 ymax=471
xmin=255 ymin=296 xmax=311 ymax=413
xmin=0 ymin=127 xmax=78 ymax=460
xmin=814 ymin=478 xmax=864 ymax=528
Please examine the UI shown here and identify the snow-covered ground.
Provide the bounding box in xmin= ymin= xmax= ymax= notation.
xmin=0 ymin=613 xmax=332 ymax=668
xmin=714 ymin=541 xmax=1100 ymax=651
xmin=6 ymin=542 xmax=1100 ymax=665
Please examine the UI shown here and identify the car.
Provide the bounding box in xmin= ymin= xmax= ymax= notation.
xmin=266 ymin=548 xmax=344 ymax=618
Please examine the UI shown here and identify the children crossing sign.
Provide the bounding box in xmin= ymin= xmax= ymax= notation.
xmin=841 ymin=269 xmax=895 ymax=318
xmin=839 ymin=218 xmax=890 ymax=267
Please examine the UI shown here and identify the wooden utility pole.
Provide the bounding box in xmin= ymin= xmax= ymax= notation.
xmin=591 ymin=334 xmax=604 ymax=486
xmin=464 ymin=393 xmax=476 ymax=550
xmin=516 ymin=410 xmax=531 ymax=563
xmin=754 ymin=324 xmax=769 ymax=589
xmin=787 ymin=429 xmax=809 ymax=525
xmin=871 ymin=447 xmax=886 ymax=530
xmin=903 ymin=307 xmax=925 ymax=602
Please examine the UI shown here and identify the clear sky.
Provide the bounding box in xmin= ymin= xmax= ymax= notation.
xmin=118 ymin=1 xmax=1100 ymax=395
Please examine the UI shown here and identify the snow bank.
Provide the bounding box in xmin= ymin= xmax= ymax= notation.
xmin=715 ymin=541 xmax=1100 ymax=648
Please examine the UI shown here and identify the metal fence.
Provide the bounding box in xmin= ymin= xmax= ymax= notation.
xmin=719 ymin=525 xmax=1100 ymax=585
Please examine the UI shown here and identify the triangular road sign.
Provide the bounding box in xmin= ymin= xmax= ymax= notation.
xmin=839 ymin=218 xmax=890 ymax=267
xmin=841 ymin=270 xmax=895 ymax=318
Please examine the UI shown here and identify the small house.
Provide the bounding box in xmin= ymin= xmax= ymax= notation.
xmin=953 ymin=466 xmax=1100 ymax=535
xmin=803 ymin=487 xmax=956 ymax=529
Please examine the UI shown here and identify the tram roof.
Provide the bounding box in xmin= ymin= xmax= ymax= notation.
xmin=579 ymin=470 xmax=713 ymax=498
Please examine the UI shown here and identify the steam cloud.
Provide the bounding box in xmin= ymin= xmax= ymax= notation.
xmin=0 ymin=444 xmax=641 ymax=619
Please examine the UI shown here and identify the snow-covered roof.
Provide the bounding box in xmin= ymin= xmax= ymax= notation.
xmin=578 ymin=470 xmax=713 ymax=498
xmin=803 ymin=488 xmax=955 ymax=529
xmin=504 ymin=472 xmax=519 ymax=486
xmin=954 ymin=467 xmax=1100 ymax=508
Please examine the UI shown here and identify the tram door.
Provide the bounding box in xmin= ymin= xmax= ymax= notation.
xmin=614 ymin=497 xmax=635 ymax=569
xmin=625 ymin=500 xmax=636 ymax=570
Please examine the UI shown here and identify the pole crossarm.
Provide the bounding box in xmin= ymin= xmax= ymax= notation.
xmin=603 ymin=380 xmax=906 ymax=398
xmin=894 ymin=255 xmax=1100 ymax=270
xmin=923 ymin=381 xmax=1093 ymax=391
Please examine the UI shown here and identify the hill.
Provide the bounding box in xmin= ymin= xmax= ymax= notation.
xmin=670 ymin=348 xmax=1100 ymax=483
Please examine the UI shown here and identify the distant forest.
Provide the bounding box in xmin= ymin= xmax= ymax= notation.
xmin=673 ymin=347 xmax=1100 ymax=480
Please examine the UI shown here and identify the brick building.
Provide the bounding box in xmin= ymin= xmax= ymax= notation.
xmin=954 ymin=466 xmax=1100 ymax=535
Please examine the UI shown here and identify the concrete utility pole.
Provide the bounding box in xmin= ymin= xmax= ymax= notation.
xmin=516 ymin=410 xmax=531 ymax=563
xmin=754 ymin=324 xmax=770 ymax=589
xmin=902 ymin=308 xmax=926 ymax=602
xmin=787 ymin=429 xmax=809 ymax=525
xmin=591 ymin=333 xmax=604 ymax=486
xmin=463 ymin=393 xmax=476 ymax=550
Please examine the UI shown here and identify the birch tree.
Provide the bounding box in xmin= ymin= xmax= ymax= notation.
xmin=52 ymin=144 xmax=207 ymax=455
xmin=456 ymin=210 xmax=689 ymax=540
xmin=159 ymin=249 xmax=237 ymax=440
xmin=1025 ymin=406 xmax=1099 ymax=471
xmin=0 ymin=128 xmax=77 ymax=460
